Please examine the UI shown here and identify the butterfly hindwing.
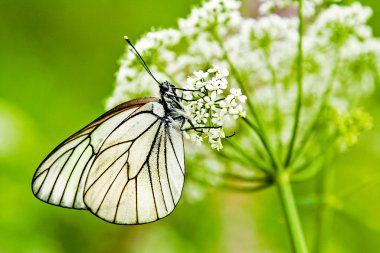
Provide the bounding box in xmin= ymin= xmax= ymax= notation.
xmin=83 ymin=102 xmax=185 ymax=224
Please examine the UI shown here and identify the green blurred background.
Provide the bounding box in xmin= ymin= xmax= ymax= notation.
xmin=1 ymin=0 xmax=379 ymax=252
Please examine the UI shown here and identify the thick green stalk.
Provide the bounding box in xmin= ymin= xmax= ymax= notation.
xmin=277 ymin=2 xmax=308 ymax=250
xmin=276 ymin=170 xmax=309 ymax=253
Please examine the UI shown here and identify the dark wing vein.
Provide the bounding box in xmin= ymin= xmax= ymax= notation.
xmin=164 ymin=126 xmax=175 ymax=205
xmin=156 ymin=134 xmax=168 ymax=212
xmin=95 ymin=160 xmax=127 ymax=214
xmin=37 ymin=149 xmax=74 ymax=196
xmin=93 ymin=111 xmax=163 ymax=154
xmin=49 ymin=138 xmax=90 ymax=203
xmin=84 ymin=146 xmax=130 ymax=196
xmin=34 ymin=147 xmax=74 ymax=188
xmin=58 ymin=142 xmax=91 ymax=204
xmin=94 ymin=118 xmax=160 ymax=160
xmin=128 ymin=122 xmax=163 ymax=180
xmin=71 ymin=143 xmax=95 ymax=208
xmin=145 ymin=124 xmax=163 ymax=220
xmin=113 ymin=179 xmax=131 ymax=223
xmin=135 ymin=177 xmax=138 ymax=224
xmin=47 ymin=149 xmax=75 ymax=202
xmin=167 ymin=127 xmax=184 ymax=175
xmin=85 ymin=118 xmax=161 ymax=195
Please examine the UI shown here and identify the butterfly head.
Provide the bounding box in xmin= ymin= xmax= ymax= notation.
xmin=124 ymin=37 xmax=185 ymax=119
xmin=159 ymin=81 xmax=170 ymax=93
xmin=160 ymin=81 xmax=178 ymax=97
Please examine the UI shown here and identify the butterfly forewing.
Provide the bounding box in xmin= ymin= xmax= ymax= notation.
xmin=83 ymin=102 xmax=185 ymax=224
xmin=32 ymin=97 xmax=185 ymax=224
xmin=32 ymin=98 xmax=160 ymax=209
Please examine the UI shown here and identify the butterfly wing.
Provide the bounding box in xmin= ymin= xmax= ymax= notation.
xmin=83 ymin=101 xmax=185 ymax=224
xmin=32 ymin=97 xmax=159 ymax=209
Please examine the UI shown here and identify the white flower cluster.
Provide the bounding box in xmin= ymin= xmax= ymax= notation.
xmin=183 ymin=66 xmax=246 ymax=150
xmin=108 ymin=0 xmax=380 ymax=172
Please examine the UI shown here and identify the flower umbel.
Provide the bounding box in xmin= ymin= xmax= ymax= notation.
xmin=108 ymin=0 xmax=379 ymax=251
xmin=108 ymin=0 xmax=378 ymax=183
xmin=183 ymin=66 xmax=246 ymax=150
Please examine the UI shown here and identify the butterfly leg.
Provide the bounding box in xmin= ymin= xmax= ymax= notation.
xmin=181 ymin=119 xmax=221 ymax=133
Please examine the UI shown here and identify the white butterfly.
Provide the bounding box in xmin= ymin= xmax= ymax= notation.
xmin=32 ymin=37 xmax=188 ymax=224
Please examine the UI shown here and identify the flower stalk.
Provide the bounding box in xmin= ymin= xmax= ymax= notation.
xmin=276 ymin=169 xmax=309 ymax=253
xmin=277 ymin=1 xmax=309 ymax=251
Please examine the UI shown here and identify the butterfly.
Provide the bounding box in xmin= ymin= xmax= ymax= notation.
xmin=32 ymin=37 xmax=192 ymax=225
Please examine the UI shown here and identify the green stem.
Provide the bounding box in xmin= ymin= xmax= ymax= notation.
xmin=313 ymin=159 xmax=335 ymax=253
xmin=285 ymin=0 xmax=304 ymax=167
xmin=276 ymin=170 xmax=309 ymax=253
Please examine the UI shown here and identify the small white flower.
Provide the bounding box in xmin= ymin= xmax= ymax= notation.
xmin=194 ymin=70 xmax=209 ymax=79
xmin=230 ymin=88 xmax=247 ymax=103
xmin=207 ymin=128 xmax=224 ymax=151
xmin=187 ymin=132 xmax=203 ymax=145
xmin=210 ymin=141 xmax=223 ymax=151
xmin=208 ymin=128 xmax=222 ymax=139
xmin=187 ymin=76 xmax=196 ymax=86
xmin=216 ymin=68 xmax=229 ymax=78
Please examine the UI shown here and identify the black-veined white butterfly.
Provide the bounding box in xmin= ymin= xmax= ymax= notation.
xmin=32 ymin=37 xmax=193 ymax=225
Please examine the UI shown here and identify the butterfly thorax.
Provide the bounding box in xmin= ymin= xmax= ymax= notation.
xmin=159 ymin=81 xmax=185 ymax=121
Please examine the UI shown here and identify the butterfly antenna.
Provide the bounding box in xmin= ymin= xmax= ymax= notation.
xmin=124 ymin=36 xmax=161 ymax=85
